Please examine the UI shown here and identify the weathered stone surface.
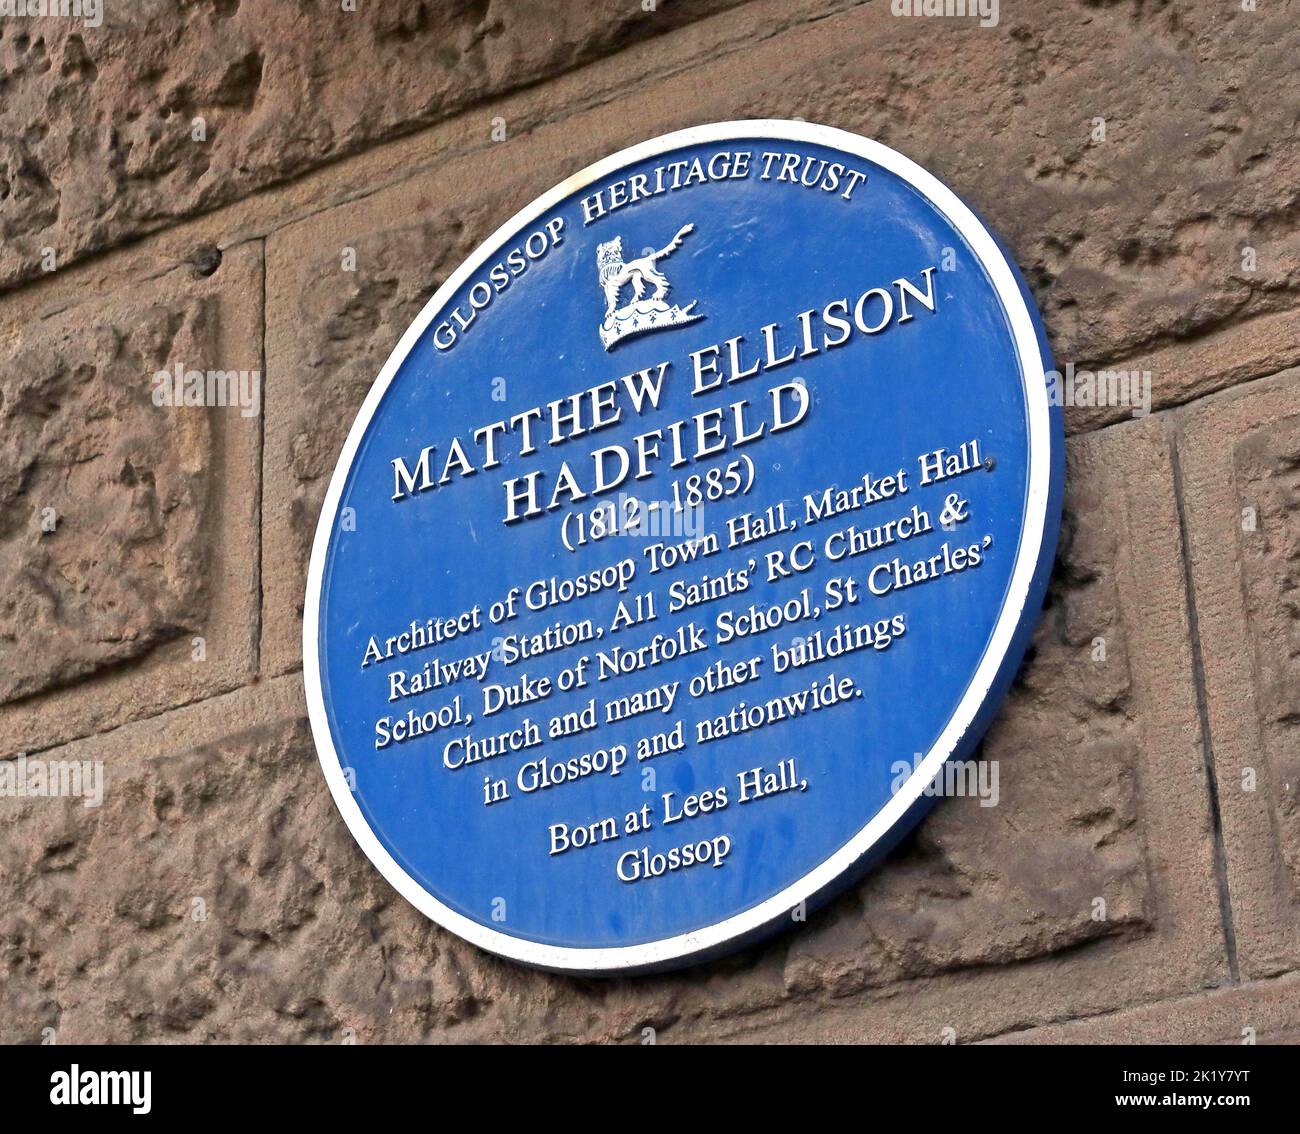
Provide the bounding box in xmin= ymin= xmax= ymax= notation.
xmin=4 ymin=0 xmax=1295 ymax=409
xmin=986 ymin=971 xmax=1300 ymax=1045
xmin=1065 ymin=307 xmax=1300 ymax=433
xmin=0 ymin=243 xmax=262 ymax=756
xmin=0 ymin=680 xmax=436 ymax=1044
xmin=0 ymin=299 xmax=212 ymax=705
xmin=0 ymin=0 xmax=744 ymax=294
xmin=783 ymin=481 xmax=1154 ymax=992
xmin=1178 ymin=368 xmax=1300 ymax=980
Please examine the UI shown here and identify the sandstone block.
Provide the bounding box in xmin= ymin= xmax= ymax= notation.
xmin=1178 ymin=367 xmax=1300 ymax=980
xmin=0 ymin=243 xmax=262 ymax=754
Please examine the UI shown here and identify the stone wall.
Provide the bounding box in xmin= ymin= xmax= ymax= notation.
xmin=2 ymin=0 xmax=1298 ymax=1044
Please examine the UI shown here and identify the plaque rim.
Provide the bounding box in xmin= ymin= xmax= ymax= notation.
xmin=302 ymin=120 xmax=1059 ymax=974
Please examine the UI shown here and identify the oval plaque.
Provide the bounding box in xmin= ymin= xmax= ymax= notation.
xmin=305 ymin=121 xmax=1063 ymax=973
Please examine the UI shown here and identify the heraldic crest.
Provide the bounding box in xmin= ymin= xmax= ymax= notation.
xmin=596 ymin=223 xmax=703 ymax=350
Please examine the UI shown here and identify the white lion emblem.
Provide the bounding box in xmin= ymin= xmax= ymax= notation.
xmin=595 ymin=223 xmax=702 ymax=350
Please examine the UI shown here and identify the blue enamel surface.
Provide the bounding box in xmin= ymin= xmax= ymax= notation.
xmin=314 ymin=133 xmax=1062 ymax=956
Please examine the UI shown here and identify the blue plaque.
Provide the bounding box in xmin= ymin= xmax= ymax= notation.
xmin=305 ymin=122 xmax=1063 ymax=973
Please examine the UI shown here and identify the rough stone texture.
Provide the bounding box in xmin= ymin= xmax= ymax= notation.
xmin=718 ymin=2 xmax=1300 ymax=381
xmin=0 ymin=298 xmax=211 ymax=704
xmin=1066 ymin=307 xmax=1300 ymax=433
xmin=0 ymin=0 xmax=744 ymax=294
xmin=0 ymin=243 xmax=262 ymax=756
xmin=1 ymin=680 xmax=447 ymax=1044
xmin=986 ymin=972 xmax=1300 ymax=1045
xmin=1178 ymin=368 xmax=1300 ymax=981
